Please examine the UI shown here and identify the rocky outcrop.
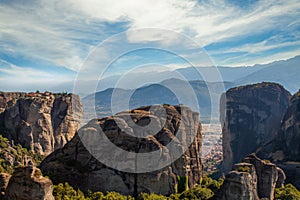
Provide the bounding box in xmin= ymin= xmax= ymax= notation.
xmin=220 ymin=82 xmax=291 ymax=173
xmin=215 ymin=163 xmax=259 ymax=200
xmin=0 ymin=92 xmax=83 ymax=155
xmin=277 ymin=162 xmax=300 ymax=190
xmin=4 ymin=166 xmax=54 ymax=200
xmin=242 ymin=154 xmax=282 ymax=199
xmin=215 ymin=154 xmax=285 ymax=200
xmin=0 ymin=134 xmax=36 ymax=174
xmin=0 ymin=92 xmax=25 ymax=114
xmin=0 ymin=173 xmax=11 ymax=199
xmin=261 ymin=90 xmax=300 ymax=189
xmin=40 ymin=105 xmax=202 ymax=196
xmin=274 ymin=91 xmax=300 ymax=161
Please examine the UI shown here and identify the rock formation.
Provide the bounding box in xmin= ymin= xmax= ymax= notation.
xmin=0 ymin=92 xmax=83 ymax=155
xmin=0 ymin=173 xmax=11 ymax=199
xmin=220 ymin=82 xmax=291 ymax=173
xmin=215 ymin=154 xmax=285 ymax=200
xmin=242 ymin=154 xmax=283 ymax=199
xmin=40 ymin=105 xmax=202 ymax=196
xmin=275 ymin=90 xmax=300 ymax=161
xmin=0 ymin=134 xmax=36 ymax=174
xmin=277 ymin=162 xmax=300 ymax=191
xmin=0 ymin=92 xmax=25 ymax=114
xmin=4 ymin=166 xmax=54 ymax=200
xmin=215 ymin=163 xmax=259 ymax=200
xmin=269 ymin=90 xmax=300 ymax=189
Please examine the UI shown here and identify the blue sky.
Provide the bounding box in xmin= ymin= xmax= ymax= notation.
xmin=0 ymin=0 xmax=300 ymax=91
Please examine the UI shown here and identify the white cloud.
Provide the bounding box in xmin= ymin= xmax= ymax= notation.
xmin=59 ymin=0 xmax=300 ymax=46
xmin=0 ymin=60 xmax=74 ymax=87
xmin=209 ymin=35 xmax=300 ymax=55
xmin=0 ymin=0 xmax=299 ymax=77
xmin=0 ymin=1 xmax=96 ymax=72
xmin=224 ymin=50 xmax=300 ymax=67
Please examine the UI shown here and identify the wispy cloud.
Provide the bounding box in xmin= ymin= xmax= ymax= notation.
xmin=0 ymin=0 xmax=299 ymax=90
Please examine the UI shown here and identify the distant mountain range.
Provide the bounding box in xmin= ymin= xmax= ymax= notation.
xmin=82 ymin=79 xmax=234 ymax=122
xmin=177 ymin=55 xmax=300 ymax=93
xmin=54 ymin=55 xmax=300 ymax=96
xmin=82 ymin=56 xmax=300 ymax=122
xmin=235 ymin=56 xmax=300 ymax=93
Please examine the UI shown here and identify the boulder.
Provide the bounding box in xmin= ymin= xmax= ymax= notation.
xmin=215 ymin=170 xmax=259 ymax=200
xmin=4 ymin=166 xmax=54 ymax=200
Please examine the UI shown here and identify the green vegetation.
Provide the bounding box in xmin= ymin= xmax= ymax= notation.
xmin=200 ymin=176 xmax=224 ymax=194
xmin=235 ymin=166 xmax=251 ymax=173
xmin=53 ymin=182 xmax=134 ymax=200
xmin=137 ymin=193 xmax=167 ymax=200
xmin=52 ymin=177 xmax=222 ymax=200
xmin=176 ymin=176 xmax=189 ymax=193
xmin=275 ymin=184 xmax=300 ymax=200
xmin=263 ymin=159 xmax=271 ymax=164
xmin=179 ymin=187 xmax=214 ymax=200
xmin=54 ymin=178 xmax=300 ymax=200
xmin=0 ymin=134 xmax=44 ymax=174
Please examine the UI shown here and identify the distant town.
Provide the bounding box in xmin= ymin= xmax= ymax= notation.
xmin=202 ymin=124 xmax=223 ymax=174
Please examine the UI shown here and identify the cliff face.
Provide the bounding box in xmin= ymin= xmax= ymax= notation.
xmin=4 ymin=166 xmax=54 ymax=200
xmin=0 ymin=135 xmax=37 ymax=174
xmin=269 ymin=91 xmax=300 ymax=189
xmin=278 ymin=91 xmax=300 ymax=161
xmin=215 ymin=154 xmax=285 ymax=200
xmin=40 ymin=105 xmax=202 ymax=196
xmin=220 ymin=83 xmax=291 ymax=173
xmin=0 ymin=92 xmax=25 ymax=114
xmin=0 ymin=173 xmax=11 ymax=199
xmin=0 ymin=92 xmax=83 ymax=155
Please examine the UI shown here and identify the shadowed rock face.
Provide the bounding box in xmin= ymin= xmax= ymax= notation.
xmin=215 ymin=164 xmax=259 ymax=200
xmin=242 ymin=154 xmax=281 ymax=200
xmin=0 ymin=173 xmax=11 ymax=199
xmin=0 ymin=92 xmax=83 ymax=155
xmin=220 ymin=83 xmax=291 ymax=173
xmin=269 ymin=91 xmax=300 ymax=190
xmin=215 ymin=154 xmax=285 ymax=200
xmin=4 ymin=166 xmax=54 ymax=200
xmin=40 ymin=105 xmax=203 ymax=196
xmin=278 ymin=91 xmax=300 ymax=161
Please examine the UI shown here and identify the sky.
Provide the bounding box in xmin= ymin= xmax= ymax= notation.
xmin=0 ymin=0 xmax=300 ymax=92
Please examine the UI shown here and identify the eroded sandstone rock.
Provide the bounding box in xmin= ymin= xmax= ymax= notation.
xmin=0 ymin=92 xmax=25 ymax=114
xmin=40 ymin=105 xmax=202 ymax=196
xmin=215 ymin=154 xmax=285 ymax=200
xmin=220 ymin=82 xmax=291 ymax=173
xmin=4 ymin=166 xmax=54 ymax=200
xmin=243 ymin=154 xmax=282 ymax=200
xmin=0 ymin=173 xmax=11 ymax=199
xmin=0 ymin=92 xmax=83 ymax=155
xmin=275 ymin=91 xmax=300 ymax=161
xmin=263 ymin=90 xmax=300 ymax=189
